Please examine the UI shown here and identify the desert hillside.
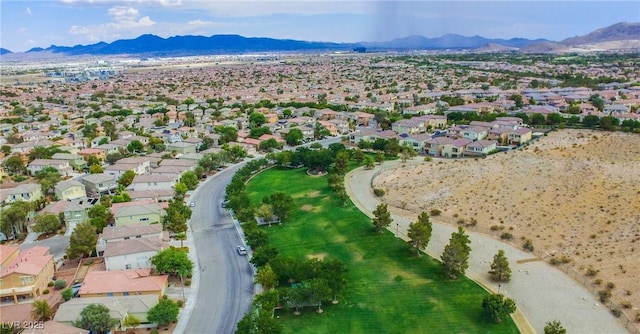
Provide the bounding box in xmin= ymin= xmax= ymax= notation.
xmin=374 ymin=129 xmax=640 ymax=321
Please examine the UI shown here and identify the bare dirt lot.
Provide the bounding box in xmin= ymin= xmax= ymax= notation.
xmin=374 ymin=129 xmax=640 ymax=324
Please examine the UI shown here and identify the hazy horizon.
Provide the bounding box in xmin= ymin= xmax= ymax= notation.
xmin=1 ymin=0 xmax=639 ymax=53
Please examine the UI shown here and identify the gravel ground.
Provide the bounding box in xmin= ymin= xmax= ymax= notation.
xmin=346 ymin=162 xmax=628 ymax=334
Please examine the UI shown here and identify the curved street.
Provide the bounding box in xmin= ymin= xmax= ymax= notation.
xmin=345 ymin=160 xmax=627 ymax=334
xmin=177 ymin=162 xmax=255 ymax=334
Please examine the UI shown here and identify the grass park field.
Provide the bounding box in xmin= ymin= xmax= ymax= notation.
xmin=244 ymin=167 xmax=519 ymax=334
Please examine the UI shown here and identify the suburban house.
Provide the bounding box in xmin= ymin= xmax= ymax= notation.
xmin=77 ymin=148 xmax=107 ymax=162
xmin=509 ymin=127 xmax=533 ymax=145
xmin=113 ymin=203 xmax=164 ymax=226
xmin=54 ymin=179 xmax=87 ymax=201
xmin=414 ymin=114 xmax=448 ymax=129
xmin=167 ymin=142 xmax=197 ymax=155
xmin=78 ymin=268 xmax=168 ymax=298
xmin=128 ymin=190 xmax=174 ymax=202
xmin=462 ymin=126 xmax=489 ymax=141
xmin=51 ymin=152 xmax=87 ymax=170
xmin=62 ymin=200 xmax=93 ymax=236
xmin=392 ymin=119 xmax=423 ymax=134
xmin=54 ymin=295 xmax=159 ymax=331
xmin=0 ymin=246 xmax=55 ymax=303
xmin=487 ymin=127 xmax=513 ymax=144
xmin=3 ymin=183 xmax=43 ymax=204
xmin=80 ymin=173 xmax=117 ymax=196
xmin=27 ymin=159 xmax=72 ymax=176
xmin=442 ymin=138 xmax=473 ymax=158
xmin=399 ymin=133 xmax=432 ymax=154
xmin=97 ymin=223 xmax=164 ymax=256
xmin=90 ymin=136 xmax=110 ymax=147
xmin=425 ymin=136 xmax=453 ymax=156
xmin=103 ymin=238 xmax=167 ymax=271
xmin=465 ymin=140 xmax=498 ymax=156
xmin=128 ymin=175 xmax=176 ymax=192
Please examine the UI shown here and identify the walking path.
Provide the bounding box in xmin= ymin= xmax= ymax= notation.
xmin=345 ymin=160 xmax=628 ymax=334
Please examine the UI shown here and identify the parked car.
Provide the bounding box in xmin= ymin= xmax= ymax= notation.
xmin=190 ymin=202 xmax=196 ymax=207
xmin=236 ymin=245 xmax=247 ymax=256
xmin=221 ymin=201 xmax=227 ymax=208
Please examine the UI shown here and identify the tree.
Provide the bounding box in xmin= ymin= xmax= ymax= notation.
xmin=126 ymin=139 xmax=144 ymax=153
xmin=163 ymin=200 xmax=190 ymax=235
xmin=249 ymin=112 xmax=267 ymax=127
xmin=152 ymin=247 xmax=194 ymax=277
xmin=174 ymin=182 xmax=188 ymax=199
xmin=399 ymin=142 xmax=417 ymax=162
xmin=372 ymin=203 xmax=392 ymax=234
xmin=599 ymin=116 xmax=619 ymax=131
xmin=482 ymin=293 xmax=516 ymax=323
xmin=509 ymin=94 xmax=524 ymax=108
xmin=441 ymin=226 xmax=471 ymax=279
xmin=334 ymin=150 xmax=350 ymax=175
xmin=66 ymin=221 xmax=97 ymax=259
xmin=180 ymin=171 xmax=199 ymax=190
xmin=122 ymin=314 xmax=141 ymax=331
xmin=582 ymin=115 xmax=600 ymax=128
xmin=489 ymin=249 xmax=512 ymax=282
xmin=31 ymin=299 xmax=53 ymax=321
xmin=74 ymin=304 xmax=117 ymax=334
xmin=264 ymin=192 xmax=294 ymax=223
xmin=250 ymin=245 xmax=279 ymax=268
xmin=214 ymin=126 xmax=238 ymax=144
xmin=319 ymin=259 xmax=347 ymax=303
xmin=255 ymin=264 xmax=278 ymax=290
xmin=118 ymin=170 xmax=136 ymax=187
xmin=62 ymin=288 xmax=73 ymax=301
xmin=2 ymin=155 xmax=26 ymax=175
xmin=307 ymin=278 xmax=332 ymax=313
xmin=106 ymin=152 xmax=125 ymax=164
xmin=34 ymin=166 xmax=61 ymax=195
xmin=0 ymin=201 xmax=32 ymax=235
xmin=88 ymin=204 xmax=111 ymax=233
xmin=544 ymin=320 xmax=567 ymax=334
xmin=407 ymin=212 xmax=432 ymax=255
xmin=364 ymin=155 xmax=375 ymax=169
xmin=375 ymin=152 xmax=384 ymax=164
xmin=89 ymin=164 xmax=103 ymax=174
xmin=32 ymin=213 xmax=61 ymax=235
xmin=1 ymin=145 xmax=11 ymax=155
xmin=589 ymin=94 xmax=605 ymax=111
xmin=259 ymin=138 xmax=279 ymax=151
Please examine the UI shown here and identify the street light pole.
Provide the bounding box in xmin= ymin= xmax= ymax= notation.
xmin=396 ymin=223 xmax=399 ymax=237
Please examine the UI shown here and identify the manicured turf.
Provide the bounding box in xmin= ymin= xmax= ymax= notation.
xmin=245 ymin=167 xmax=519 ymax=334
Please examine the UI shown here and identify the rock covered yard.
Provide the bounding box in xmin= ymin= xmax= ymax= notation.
xmin=374 ymin=129 xmax=640 ymax=323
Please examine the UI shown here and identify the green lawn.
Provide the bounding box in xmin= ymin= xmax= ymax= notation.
xmin=245 ymin=167 xmax=519 ymax=334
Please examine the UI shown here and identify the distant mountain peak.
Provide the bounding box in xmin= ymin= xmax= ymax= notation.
xmin=562 ymin=21 xmax=640 ymax=45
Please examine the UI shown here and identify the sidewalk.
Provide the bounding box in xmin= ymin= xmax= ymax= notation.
xmin=345 ymin=161 xmax=627 ymax=334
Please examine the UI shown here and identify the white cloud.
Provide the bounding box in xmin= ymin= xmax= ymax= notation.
xmin=69 ymin=5 xmax=155 ymax=42
xmin=26 ymin=7 xmax=32 ymax=15
xmin=60 ymin=0 xmax=181 ymax=7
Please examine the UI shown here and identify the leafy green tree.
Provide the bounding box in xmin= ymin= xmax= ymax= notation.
xmin=249 ymin=112 xmax=267 ymax=127
xmin=81 ymin=123 xmax=98 ymax=141
xmin=225 ymin=144 xmax=248 ymax=162
xmin=407 ymin=211 xmax=432 ymax=255
xmin=259 ymin=138 xmax=279 ymax=151
xmin=180 ymin=171 xmax=199 ymax=190
xmin=264 ymin=192 xmax=294 ymax=223
xmin=482 ymin=293 xmax=516 ymax=323
xmin=441 ymin=226 xmax=471 ymax=279
xmin=582 ymin=115 xmax=600 ymax=128
xmin=102 ymin=120 xmax=117 ymax=140
xmin=118 ymin=170 xmax=136 ymax=187
xmin=589 ymin=94 xmax=605 ymax=111
xmin=214 ymin=126 xmax=238 ymax=144
xmin=319 ymin=259 xmax=348 ymax=303
xmin=2 ymin=155 xmax=26 ymax=175
xmin=111 ymin=192 xmax=131 ymax=203
xmin=489 ymin=249 xmax=512 ymax=282
xmin=372 ymin=203 xmax=392 ymax=234
xmin=509 ymin=94 xmax=524 ymax=108
xmin=399 ymin=142 xmax=417 ymax=162
xmin=32 ymin=213 xmax=61 ymax=235
xmin=530 ymin=113 xmax=546 ymax=125
xmin=0 ymin=201 xmax=32 ymax=235
xmin=544 ymin=320 xmax=567 ymax=334
xmin=89 ymin=164 xmax=103 ymax=174
xmin=364 ymin=155 xmax=375 ymax=169
xmin=174 ymin=182 xmax=188 ymax=199
xmin=106 ymin=152 xmax=124 ymax=164
xmin=250 ymin=245 xmax=279 ymax=268
xmin=34 ymin=167 xmax=61 ymax=195
xmin=249 ymin=126 xmax=272 ymax=139
xmin=126 ymin=140 xmax=144 ymax=153
xmin=1 ymin=145 xmax=11 ymax=155
xmin=334 ymin=150 xmax=350 ymax=175
xmin=31 ymin=299 xmax=53 ymax=321
xmin=152 ymin=247 xmax=194 ymax=277
xmin=255 ymin=264 xmax=279 ymax=290
xmin=308 ymin=278 xmax=332 ymax=313
xmin=74 ymin=303 xmax=117 ymax=333
xmin=599 ymin=116 xmax=619 ymax=131
xmin=66 ymin=221 xmax=97 ymax=259
xmin=284 ymin=128 xmax=304 ymax=146
xmin=375 ymin=152 xmax=384 ymax=164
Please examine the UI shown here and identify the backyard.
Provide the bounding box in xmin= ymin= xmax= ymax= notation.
xmin=244 ymin=167 xmax=519 ymax=334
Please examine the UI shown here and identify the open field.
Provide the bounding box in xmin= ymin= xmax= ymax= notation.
xmin=374 ymin=129 xmax=640 ymax=325
xmin=244 ymin=167 xmax=519 ymax=334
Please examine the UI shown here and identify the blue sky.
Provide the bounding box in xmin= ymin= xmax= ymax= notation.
xmin=1 ymin=0 xmax=638 ymax=52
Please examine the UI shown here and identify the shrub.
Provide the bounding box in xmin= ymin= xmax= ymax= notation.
xmin=611 ymin=308 xmax=622 ymax=318
xmin=62 ymin=288 xmax=73 ymax=301
xmin=598 ymin=289 xmax=611 ymax=303
xmin=54 ymin=279 xmax=66 ymax=290
xmin=500 ymin=233 xmax=513 ymax=240
xmin=424 ymin=156 xmax=432 ymax=162
xmin=606 ymin=282 xmax=615 ymax=290
xmin=523 ymin=239 xmax=534 ymax=252
xmin=47 ymin=281 xmax=54 ymax=287
xmin=429 ymin=209 xmax=441 ymax=216
xmin=549 ymin=257 xmax=561 ymax=266
xmin=621 ymin=301 xmax=632 ymax=309
xmin=594 ymin=278 xmax=603 ymax=285
xmin=635 ymin=311 xmax=640 ymax=322
xmin=151 ymin=330 xmax=159 ymax=334
xmin=586 ymin=267 xmax=599 ymax=277
xmin=42 ymin=289 xmax=50 ymax=294
xmin=176 ymin=300 xmax=184 ymax=308
xmin=184 ymin=279 xmax=192 ymax=286
xmin=373 ymin=188 xmax=385 ymax=197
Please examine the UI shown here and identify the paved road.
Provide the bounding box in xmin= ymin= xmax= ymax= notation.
xmin=181 ymin=163 xmax=255 ymax=334
xmin=346 ymin=160 xmax=628 ymax=334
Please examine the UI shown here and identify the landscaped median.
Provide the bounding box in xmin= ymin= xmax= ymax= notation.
xmin=241 ymin=166 xmax=519 ymax=333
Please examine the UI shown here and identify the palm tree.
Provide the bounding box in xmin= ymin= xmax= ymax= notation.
xmin=31 ymin=299 xmax=53 ymax=321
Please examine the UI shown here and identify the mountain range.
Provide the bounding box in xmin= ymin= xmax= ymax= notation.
xmin=1 ymin=22 xmax=638 ymax=58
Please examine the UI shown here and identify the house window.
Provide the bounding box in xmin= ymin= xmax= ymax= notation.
xmin=124 ymin=237 xmax=130 ymax=240
xmin=107 ymin=293 xmax=113 ymax=296
xmin=20 ymin=276 xmax=35 ymax=286
xmin=136 ymin=235 xmax=141 ymax=238
xmin=123 ymin=292 xmax=129 ymax=296
xmin=125 ymin=264 xmax=132 ymax=269
xmin=140 ymin=218 xmax=149 ymax=222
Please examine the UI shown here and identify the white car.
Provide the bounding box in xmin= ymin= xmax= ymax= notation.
xmin=189 ymin=202 xmax=195 ymax=207
xmin=236 ymin=245 xmax=247 ymax=256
